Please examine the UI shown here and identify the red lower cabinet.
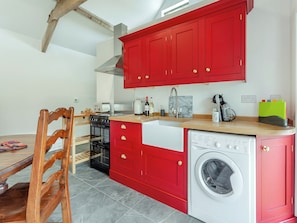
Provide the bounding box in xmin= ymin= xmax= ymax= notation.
xmin=110 ymin=121 xmax=187 ymax=213
xmin=110 ymin=121 xmax=296 ymax=219
xmin=256 ymin=135 xmax=296 ymax=223
xmin=110 ymin=121 xmax=141 ymax=179
xmin=141 ymin=144 xmax=186 ymax=199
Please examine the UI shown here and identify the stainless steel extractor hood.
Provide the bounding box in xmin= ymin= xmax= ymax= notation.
xmin=95 ymin=23 xmax=127 ymax=76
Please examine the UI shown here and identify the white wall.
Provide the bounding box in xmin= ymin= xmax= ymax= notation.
xmin=0 ymin=28 xmax=97 ymax=136
xmin=132 ymin=0 xmax=292 ymax=119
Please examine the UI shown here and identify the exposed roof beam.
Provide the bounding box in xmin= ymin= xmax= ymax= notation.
xmin=74 ymin=7 xmax=113 ymax=32
xmin=41 ymin=20 xmax=58 ymax=53
xmin=41 ymin=0 xmax=87 ymax=53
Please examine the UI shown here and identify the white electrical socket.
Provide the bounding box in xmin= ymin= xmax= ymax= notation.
xmin=270 ymin=95 xmax=281 ymax=100
xmin=241 ymin=95 xmax=257 ymax=103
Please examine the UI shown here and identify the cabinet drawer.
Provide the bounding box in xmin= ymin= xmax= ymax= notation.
xmin=111 ymin=121 xmax=140 ymax=139
xmin=113 ymin=138 xmax=135 ymax=152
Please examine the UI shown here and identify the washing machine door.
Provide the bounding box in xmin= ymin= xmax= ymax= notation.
xmin=195 ymin=152 xmax=243 ymax=202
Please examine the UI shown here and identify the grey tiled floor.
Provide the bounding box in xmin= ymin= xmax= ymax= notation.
xmin=7 ymin=149 xmax=204 ymax=223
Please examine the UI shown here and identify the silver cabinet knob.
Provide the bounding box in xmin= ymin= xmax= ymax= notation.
xmin=206 ymin=67 xmax=211 ymax=72
xmin=192 ymin=69 xmax=198 ymax=74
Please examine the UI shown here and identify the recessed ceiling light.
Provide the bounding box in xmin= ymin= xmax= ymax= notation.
xmin=161 ymin=0 xmax=189 ymax=17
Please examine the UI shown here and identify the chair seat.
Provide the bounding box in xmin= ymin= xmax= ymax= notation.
xmin=0 ymin=182 xmax=62 ymax=222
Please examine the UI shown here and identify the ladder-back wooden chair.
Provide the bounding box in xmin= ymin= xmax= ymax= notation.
xmin=0 ymin=107 xmax=74 ymax=223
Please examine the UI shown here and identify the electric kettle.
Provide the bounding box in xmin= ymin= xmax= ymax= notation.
xmin=134 ymin=99 xmax=143 ymax=115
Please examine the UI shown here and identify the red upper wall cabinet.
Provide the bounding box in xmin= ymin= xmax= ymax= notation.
xmin=123 ymin=30 xmax=170 ymax=88
xmin=123 ymin=39 xmax=143 ymax=88
xmin=170 ymin=21 xmax=200 ymax=84
xmin=145 ymin=29 xmax=170 ymax=85
xmin=121 ymin=0 xmax=252 ymax=88
xmin=124 ymin=22 xmax=200 ymax=88
xmin=199 ymin=4 xmax=245 ymax=82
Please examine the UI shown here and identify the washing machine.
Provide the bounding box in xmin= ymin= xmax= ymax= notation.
xmin=188 ymin=130 xmax=256 ymax=223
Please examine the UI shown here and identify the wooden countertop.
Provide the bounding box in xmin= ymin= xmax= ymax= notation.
xmin=109 ymin=114 xmax=295 ymax=136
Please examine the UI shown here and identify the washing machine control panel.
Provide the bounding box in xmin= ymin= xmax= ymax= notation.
xmin=190 ymin=131 xmax=255 ymax=154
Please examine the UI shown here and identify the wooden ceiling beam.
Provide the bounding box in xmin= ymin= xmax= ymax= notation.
xmin=48 ymin=0 xmax=87 ymax=22
xmin=41 ymin=0 xmax=87 ymax=53
xmin=74 ymin=7 xmax=113 ymax=32
xmin=41 ymin=20 xmax=58 ymax=53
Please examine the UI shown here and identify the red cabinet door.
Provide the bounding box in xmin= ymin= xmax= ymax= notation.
xmin=200 ymin=4 xmax=245 ymax=82
xmin=141 ymin=144 xmax=186 ymax=198
xmin=256 ymin=135 xmax=294 ymax=223
xmin=170 ymin=21 xmax=200 ymax=84
xmin=123 ymin=38 xmax=145 ymax=88
xmin=145 ymin=29 xmax=169 ymax=85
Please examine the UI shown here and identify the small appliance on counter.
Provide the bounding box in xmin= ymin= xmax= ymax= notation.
xmin=212 ymin=94 xmax=236 ymax=122
xmin=94 ymin=102 xmax=111 ymax=113
xmin=134 ymin=99 xmax=143 ymax=115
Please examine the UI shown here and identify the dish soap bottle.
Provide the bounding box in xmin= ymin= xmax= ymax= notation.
xmin=149 ymin=97 xmax=154 ymax=116
xmin=144 ymin=96 xmax=150 ymax=116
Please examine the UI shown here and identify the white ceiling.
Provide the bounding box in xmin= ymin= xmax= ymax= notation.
xmin=0 ymin=0 xmax=216 ymax=56
xmin=0 ymin=0 xmax=166 ymax=56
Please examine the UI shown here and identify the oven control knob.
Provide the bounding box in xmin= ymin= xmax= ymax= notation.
xmin=215 ymin=142 xmax=221 ymax=148
xmin=234 ymin=145 xmax=239 ymax=150
xmin=227 ymin=144 xmax=232 ymax=149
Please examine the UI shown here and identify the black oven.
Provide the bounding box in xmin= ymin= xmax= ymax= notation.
xmin=90 ymin=114 xmax=110 ymax=175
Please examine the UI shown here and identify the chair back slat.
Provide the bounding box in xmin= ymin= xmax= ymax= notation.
xmin=43 ymin=151 xmax=64 ymax=173
xmin=40 ymin=170 xmax=63 ymax=198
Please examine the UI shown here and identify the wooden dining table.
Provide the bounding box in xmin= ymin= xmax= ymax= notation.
xmin=0 ymin=134 xmax=35 ymax=194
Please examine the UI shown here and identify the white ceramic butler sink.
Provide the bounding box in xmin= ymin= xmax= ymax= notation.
xmin=142 ymin=120 xmax=184 ymax=152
